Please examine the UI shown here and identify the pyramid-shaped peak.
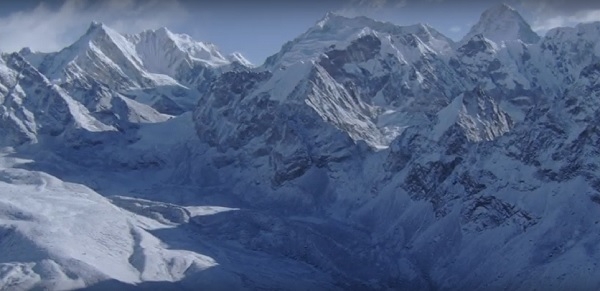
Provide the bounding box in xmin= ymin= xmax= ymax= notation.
xmin=86 ymin=21 xmax=108 ymax=33
xmin=81 ymin=21 xmax=126 ymax=42
xmin=478 ymin=3 xmax=523 ymax=24
xmin=90 ymin=20 xmax=103 ymax=28
xmin=486 ymin=3 xmax=516 ymax=13
xmin=64 ymin=20 xmax=143 ymax=70
xmin=461 ymin=3 xmax=540 ymax=45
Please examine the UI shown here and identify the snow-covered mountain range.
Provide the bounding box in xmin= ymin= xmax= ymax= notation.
xmin=2 ymin=3 xmax=600 ymax=290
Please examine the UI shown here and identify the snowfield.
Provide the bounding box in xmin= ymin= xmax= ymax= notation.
xmin=0 ymin=148 xmax=338 ymax=290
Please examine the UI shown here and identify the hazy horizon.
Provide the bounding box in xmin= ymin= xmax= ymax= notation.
xmin=1 ymin=0 xmax=600 ymax=64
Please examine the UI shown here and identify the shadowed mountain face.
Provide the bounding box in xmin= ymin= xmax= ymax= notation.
xmin=2 ymin=3 xmax=600 ymax=290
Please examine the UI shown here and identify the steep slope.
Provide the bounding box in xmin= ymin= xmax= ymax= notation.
xmin=0 ymin=53 xmax=117 ymax=148
xmin=34 ymin=22 xmax=157 ymax=88
xmin=127 ymin=27 xmax=250 ymax=82
xmin=461 ymin=3 xmax=540 ymax=45
xmin=195 ymin=10 xmax=541 ymax=152
xmin=264 ymin=12 xmax=454 ymax=69
xmin=207 ymin=13 xmax=464 ymax=150
xmin=535 ymin=22 xmax=600 ymax=92
xmin=21 ymin=22 xmax=251 ymax=115
xmin=185 ymin=8 xmax=600 ymax=290
xmin=4 ymin=5 xmax=600 ymax=291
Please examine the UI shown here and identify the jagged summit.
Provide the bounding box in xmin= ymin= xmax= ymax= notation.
xmin=89 ymin=20 xmax=102 ymax=27
xmin=457 ymin=33 xmax=497 ymax=57
xmin=264 ymin=11 xmax=453 ymax=68
xmin=154 ymin=26 xmax=171 ymax=35
xmin=314 ymin=11 xmax=439 ymax=37
xmin=461 ymin=3 xmax=540 ymax=45
xmin=19 ymin=21 xmax=253 ymax=116
xmin=227 ymin=52 xmax=253 ymax=67
xmin=74 ymin=21 xmax=140 ymax=60
xmin=27 ymin=21 xmax=251 ymax=81
xmin=83 ymin=20 xmax=114 ymax=37
xmin=129 ymin=27 xmax=236 ymax=72
xmin=315 ymin=12 xmax=384 ymax=30
xmin=315 ymin=11 xmax=342 ymax=28
xmin=67 ymin=22 xmax=251 ymax=71
xmin=87 ymin=20 xmax=103 ymax=32
xmin=487 ymin=3 xmax=516 ymax=14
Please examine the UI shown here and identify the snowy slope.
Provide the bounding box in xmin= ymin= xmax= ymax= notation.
xmin=3 ymin=3 xmax=600 ymax=291
xmin=128 ymin=27 xmax=243 ymax=74
xmin=21 ymin=22 xmax=252 ymax=115
xmin=0 ymin=149 xmax=336 ymax=291
xmin=264 ymin=12 xmax=454 ymax=70
xmin=187 ymin=6 xmax=600 ymax=290
xmin=224 ymin=13 xmax=463 ymax=149
xmin=0 ymin=53 xmax=117 ymax=147
xmin=461 ymin=3 xmax=540 ymax=45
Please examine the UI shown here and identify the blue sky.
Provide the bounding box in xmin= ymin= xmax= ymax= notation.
xmin=1 ymin=0 xmax=599 ymax=65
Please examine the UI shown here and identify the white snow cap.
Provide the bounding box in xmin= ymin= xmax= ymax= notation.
xmin=461 ymin=3 xmax=540 ymax=45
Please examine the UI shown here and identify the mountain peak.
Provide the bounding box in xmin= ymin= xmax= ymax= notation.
xmin=86 ymin=20 xmax=108 ymax=34
xmin=80 ymin=21 xmax=127 ymax=47
xmin=127 ymin=25 xmax=244 ymax=71
xmin=316 ymin=11 xmax=345 ymax=28
xmin=18 ymin=47 xmax=33 ymax=55
xmin=152 ymin=26 xmax=173 ymax=38
xmin=156 ymin=26 xmax=170 ymax=33
xmin=461 ymin=3 xmax=540 ymax=45
xmin=488 ymin=3 xmax=515 ymax=13
xmin=263 ymin=12 xmax=454 ymax=69
xmin=228 ymin=52 xmax=253 ymax=67
xmin=314 ymin=12 xmax=376 ymax=31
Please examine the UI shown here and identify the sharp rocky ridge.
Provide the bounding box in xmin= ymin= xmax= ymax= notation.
xmin=2 ymin=4 xmax=600 ymax=290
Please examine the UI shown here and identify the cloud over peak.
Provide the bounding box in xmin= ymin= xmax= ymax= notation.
xmin=0 ymin=0 xmax=189 ymax=53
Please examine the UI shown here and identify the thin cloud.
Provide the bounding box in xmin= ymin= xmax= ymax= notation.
xmin=0 ymin=0 xmax=190 ymax=53
xmin=336 ymin=0 xmax=408 ymax=17
xmin=449 ymin=25 xmax=462 ymax=33
xmin=531 ymin=9 xmax=600 ymax=32
xmin=521 ymin=0 xmax=600 ymax=33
